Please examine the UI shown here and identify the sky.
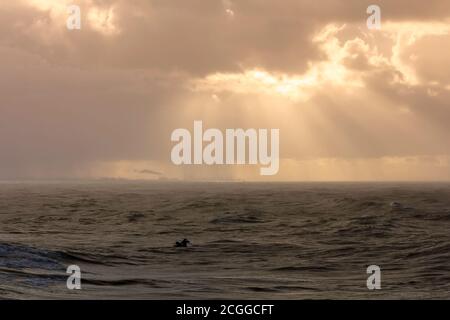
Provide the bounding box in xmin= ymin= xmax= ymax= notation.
xmin=0 ymin=0 xmax=449 ymax=181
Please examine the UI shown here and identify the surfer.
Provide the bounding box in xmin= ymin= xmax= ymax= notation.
xmin=175 ymin=239 xmax=191 ymax=247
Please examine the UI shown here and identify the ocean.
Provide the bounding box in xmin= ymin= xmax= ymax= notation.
xmin=0 ymin=181 xmax=449 ymax=299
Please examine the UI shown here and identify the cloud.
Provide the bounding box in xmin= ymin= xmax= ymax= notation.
xmin=135 ymin=169 xmax=163 ymax=176
xmin=0 ymin=1 xmax=450 ymax=180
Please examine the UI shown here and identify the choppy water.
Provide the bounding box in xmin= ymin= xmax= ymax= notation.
xmin=0 ymin=182 xmax=449 ymax=299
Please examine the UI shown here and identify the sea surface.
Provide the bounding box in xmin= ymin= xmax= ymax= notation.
xmin=0 ymin=181 xmax=449 ymax=299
